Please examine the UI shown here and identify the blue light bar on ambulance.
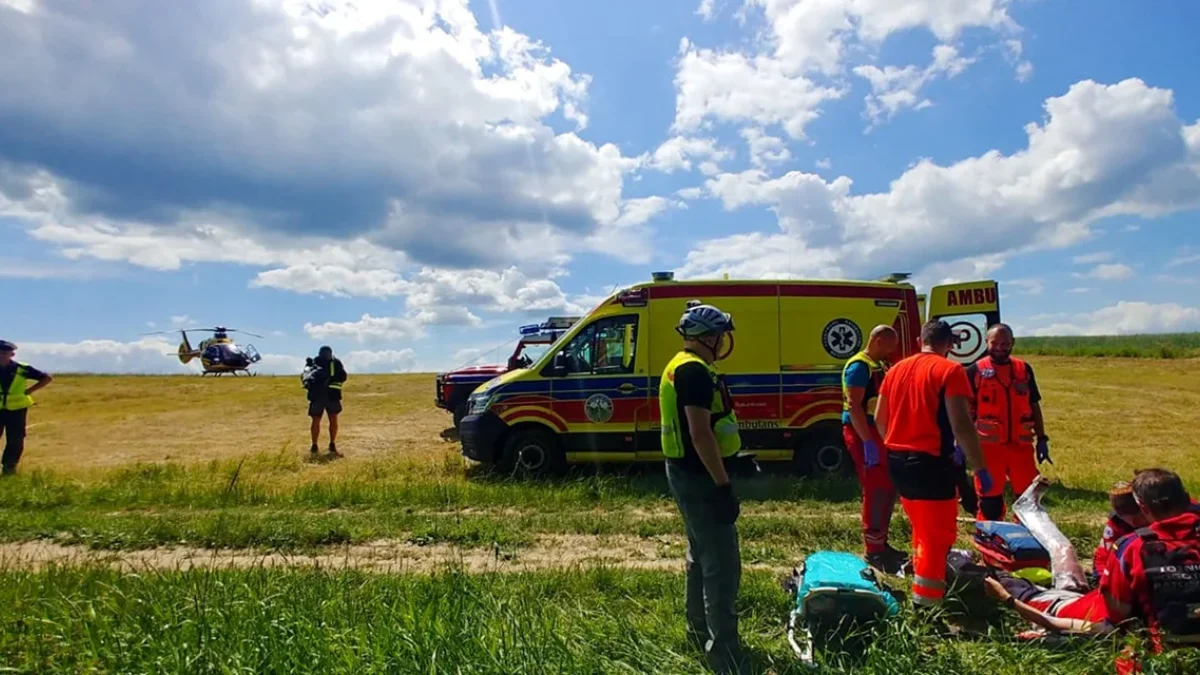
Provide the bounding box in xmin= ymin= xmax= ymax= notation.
xmin=518 ymin=324 xmax=541 ymax=336
xmin=652 ymin=271 xmax=675 ymax=282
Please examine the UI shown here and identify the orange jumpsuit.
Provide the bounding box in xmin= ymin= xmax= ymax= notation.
xmin=879 ymin=353 xmax=974 ymax=608
xmin=967 ymin=356 xmax=1040 ymax=521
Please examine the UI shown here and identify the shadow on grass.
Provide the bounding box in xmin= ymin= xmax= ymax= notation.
xmin=463 ymin=461 xmax=865 ymax=504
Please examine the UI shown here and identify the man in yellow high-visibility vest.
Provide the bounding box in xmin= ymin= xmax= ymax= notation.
xmin=660 ymin=302 xmax=746 ymax=675
xmin=841 ymin=325 xmax=907 ymax=573
xmin=1 ymin=340 xmax=54 ymax=476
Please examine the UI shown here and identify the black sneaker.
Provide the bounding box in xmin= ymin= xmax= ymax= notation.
xmin=309 ymin=444 xmax=319 ymax=458
xmin=328 ymin=444 xmax=343 ymax=459
xmin=884 ymin=545 xmax=911 ymax=570
xmin=866 ymin=547 xmax=910 ymax=576
xmin=1 ymin=465 xmax=15 ymax=477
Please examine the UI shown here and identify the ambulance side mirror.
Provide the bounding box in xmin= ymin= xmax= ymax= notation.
xmin=548 ymin=353 xmax=568 ymax=377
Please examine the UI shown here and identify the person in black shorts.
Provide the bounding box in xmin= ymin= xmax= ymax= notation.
xmin=307 ymin=345 xmax=347 ymax=458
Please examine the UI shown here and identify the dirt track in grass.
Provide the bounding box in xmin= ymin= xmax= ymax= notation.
xmin=0 ymin=535 xmax=795 ymax=575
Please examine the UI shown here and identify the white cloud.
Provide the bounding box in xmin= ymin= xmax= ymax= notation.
xmin=1071 ymin=251 xmax=1113 ymax=264
xmin=750 ymin=0 xmax=1018 ymax=75
xmin=740 ymin=128 xmax=792 ymax=168
xmin=854 ymin=45 xmax=977 ymax=127
xmin=672 ymin=38 xmax=846 ymax=139
xmin=1072 ymin=263 xmax=1135 ymax=280
xmin=1067 ymin=287 xmax=1092 ymax=294
xmin=304 ymin=314 xmax=431 ymax=343
xmin=296 ymin=266 xmax=592 ymax=342
xmin=1005 ymin=278 xmax=1044 ymax=295
xmin=1004 ymin=39 xmax=1033 ymax=83
xmin=1168 ymin=253 xmax=1200 ymax=268
xmin=681 ymin=79 xmax=1200 ymax=284
xmin=252 ymin=265 xmax=408 ymax=298
xmin=170 ymin=315 xmax=192 ymax=328
xmin=815 ymin=158 xmax=832 ymax=170
xmin=672 ymin=1 xmax=1025 ymax=143
xmin=675 ymin=187 xmax=706 ymax=200
xmin=341 ymin=349 xmax=419 ymax=373
xmin=649 ymin=136 xmax=733 ymax=173
xmin=0 ymin=0 xmax=658 ymax=279
xmin=1027 ymin=301 xmax=1200 ymax=336
xmin=451 ymin=348 xmax=489 ymax=366
xmin=1124 ymin=224 xmax=1142 ymax=232
xmin=1153 ymin=274 xmax=1199 ymax=286
xmin=696 ymin=0 xmax=717 ymax=21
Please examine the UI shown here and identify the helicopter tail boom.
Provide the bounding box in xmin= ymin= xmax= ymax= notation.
xmin=177 ymin=331 xmax=197 ymax=364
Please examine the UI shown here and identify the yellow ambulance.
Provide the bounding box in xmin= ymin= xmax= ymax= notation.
xmin=459 ymin=272 xmax=1001 ymax=475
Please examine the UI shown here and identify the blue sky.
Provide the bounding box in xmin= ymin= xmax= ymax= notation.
xmin=1 ymin=0 xmax=1198 ymax=373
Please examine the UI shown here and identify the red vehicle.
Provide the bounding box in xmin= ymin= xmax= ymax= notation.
xmin=435 ymin=317 xmax=579 ymax=428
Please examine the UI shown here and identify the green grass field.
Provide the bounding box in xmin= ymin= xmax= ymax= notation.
xmin=1016 ymin=332 xmax=1200 ymax=358
xmin=2 ymin=357 xmax=1199 ymax=673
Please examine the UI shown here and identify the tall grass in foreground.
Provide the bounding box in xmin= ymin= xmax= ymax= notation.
xmin=1016 ymin=333 xmax=1200 ymax=358
xmin=5 ymin=566 xmax=1185 ymax=675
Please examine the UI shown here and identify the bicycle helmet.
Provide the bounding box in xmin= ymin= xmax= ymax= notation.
xmin=677 ymin=303 xmax=735 ymax=338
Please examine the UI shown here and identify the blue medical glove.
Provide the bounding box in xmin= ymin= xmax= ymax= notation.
xmin=952 ymin=443 xmax=965 ymax=467
xmin=1036 ymin=438 xmax=1052 ymax=465
xmin=975 ymin=468 xmax=994 ymax=495
xmin=863 ymin=440 xmax=881 ymax=469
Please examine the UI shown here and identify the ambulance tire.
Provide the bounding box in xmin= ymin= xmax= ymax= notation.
xmin=499 ymin=427 xmax=565 ymax=477
xmin=794 ymin=422 xmax=851 ymax=478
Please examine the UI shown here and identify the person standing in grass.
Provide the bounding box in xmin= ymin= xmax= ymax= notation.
xmin=0 ymin=340 xmax=53 ymax=476
xmin=307 ymin=345 xmax=347 ymax=459
xmin=841 ymin=324 xmax=908 ymax=574
xmin=659 ymin=302 xmax=747 ymax=675
xmin=966 ymin=323 xmax=1051 ymax=521
xmin=875 ymin=320 xmax=991 ymax=610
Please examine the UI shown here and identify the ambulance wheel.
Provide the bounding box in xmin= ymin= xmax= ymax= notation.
xmin=500 ymin=428 xmax=565 ymax=477
xmin=795 ymin=422 xmax=850 ymax=477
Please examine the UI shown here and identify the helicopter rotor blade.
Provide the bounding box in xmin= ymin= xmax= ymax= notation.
xmin=227 ymin=330 xmax=264 ymax=338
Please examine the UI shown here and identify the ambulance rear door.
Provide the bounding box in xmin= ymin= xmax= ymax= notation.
xmin=926 ymin=280 xmax=1002 ymax=365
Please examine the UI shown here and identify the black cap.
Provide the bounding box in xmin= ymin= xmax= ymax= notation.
xmin=318 ymin=345 xmax=333 ymax=356
xmin=0 ymin=340 xmax=15 ymax=352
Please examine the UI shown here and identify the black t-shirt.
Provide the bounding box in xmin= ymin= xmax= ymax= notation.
xmin=670 ymin=357 xmax=721 ymax=472
xmin=965 ymin=360 xmax=1042 ymax=404
xmin=1 ymin=362 xmax=48 ymax=395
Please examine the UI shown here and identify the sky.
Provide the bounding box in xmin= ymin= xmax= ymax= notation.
xmin=2 ymin=0 xmax=1199 ymax=374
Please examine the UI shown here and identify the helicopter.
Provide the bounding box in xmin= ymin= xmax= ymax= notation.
xmin=145 ymin=326 xmax=264 ymax=376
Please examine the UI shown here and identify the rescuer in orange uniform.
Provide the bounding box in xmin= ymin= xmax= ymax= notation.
xmin=966 ymin=323 xmax=1050 ymax=521
xmin=875 ymin=320 xmax=991 ymax=608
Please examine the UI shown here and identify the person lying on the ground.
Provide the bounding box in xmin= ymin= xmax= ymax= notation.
xmin=981 ymin=475 xmax=1116 ymax=637
xmin=984 ymin=574 xmax=1115 ymax=637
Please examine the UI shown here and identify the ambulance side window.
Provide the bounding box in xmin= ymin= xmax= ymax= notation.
xmin=554 ymin=315 xmax=638 ymax=376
